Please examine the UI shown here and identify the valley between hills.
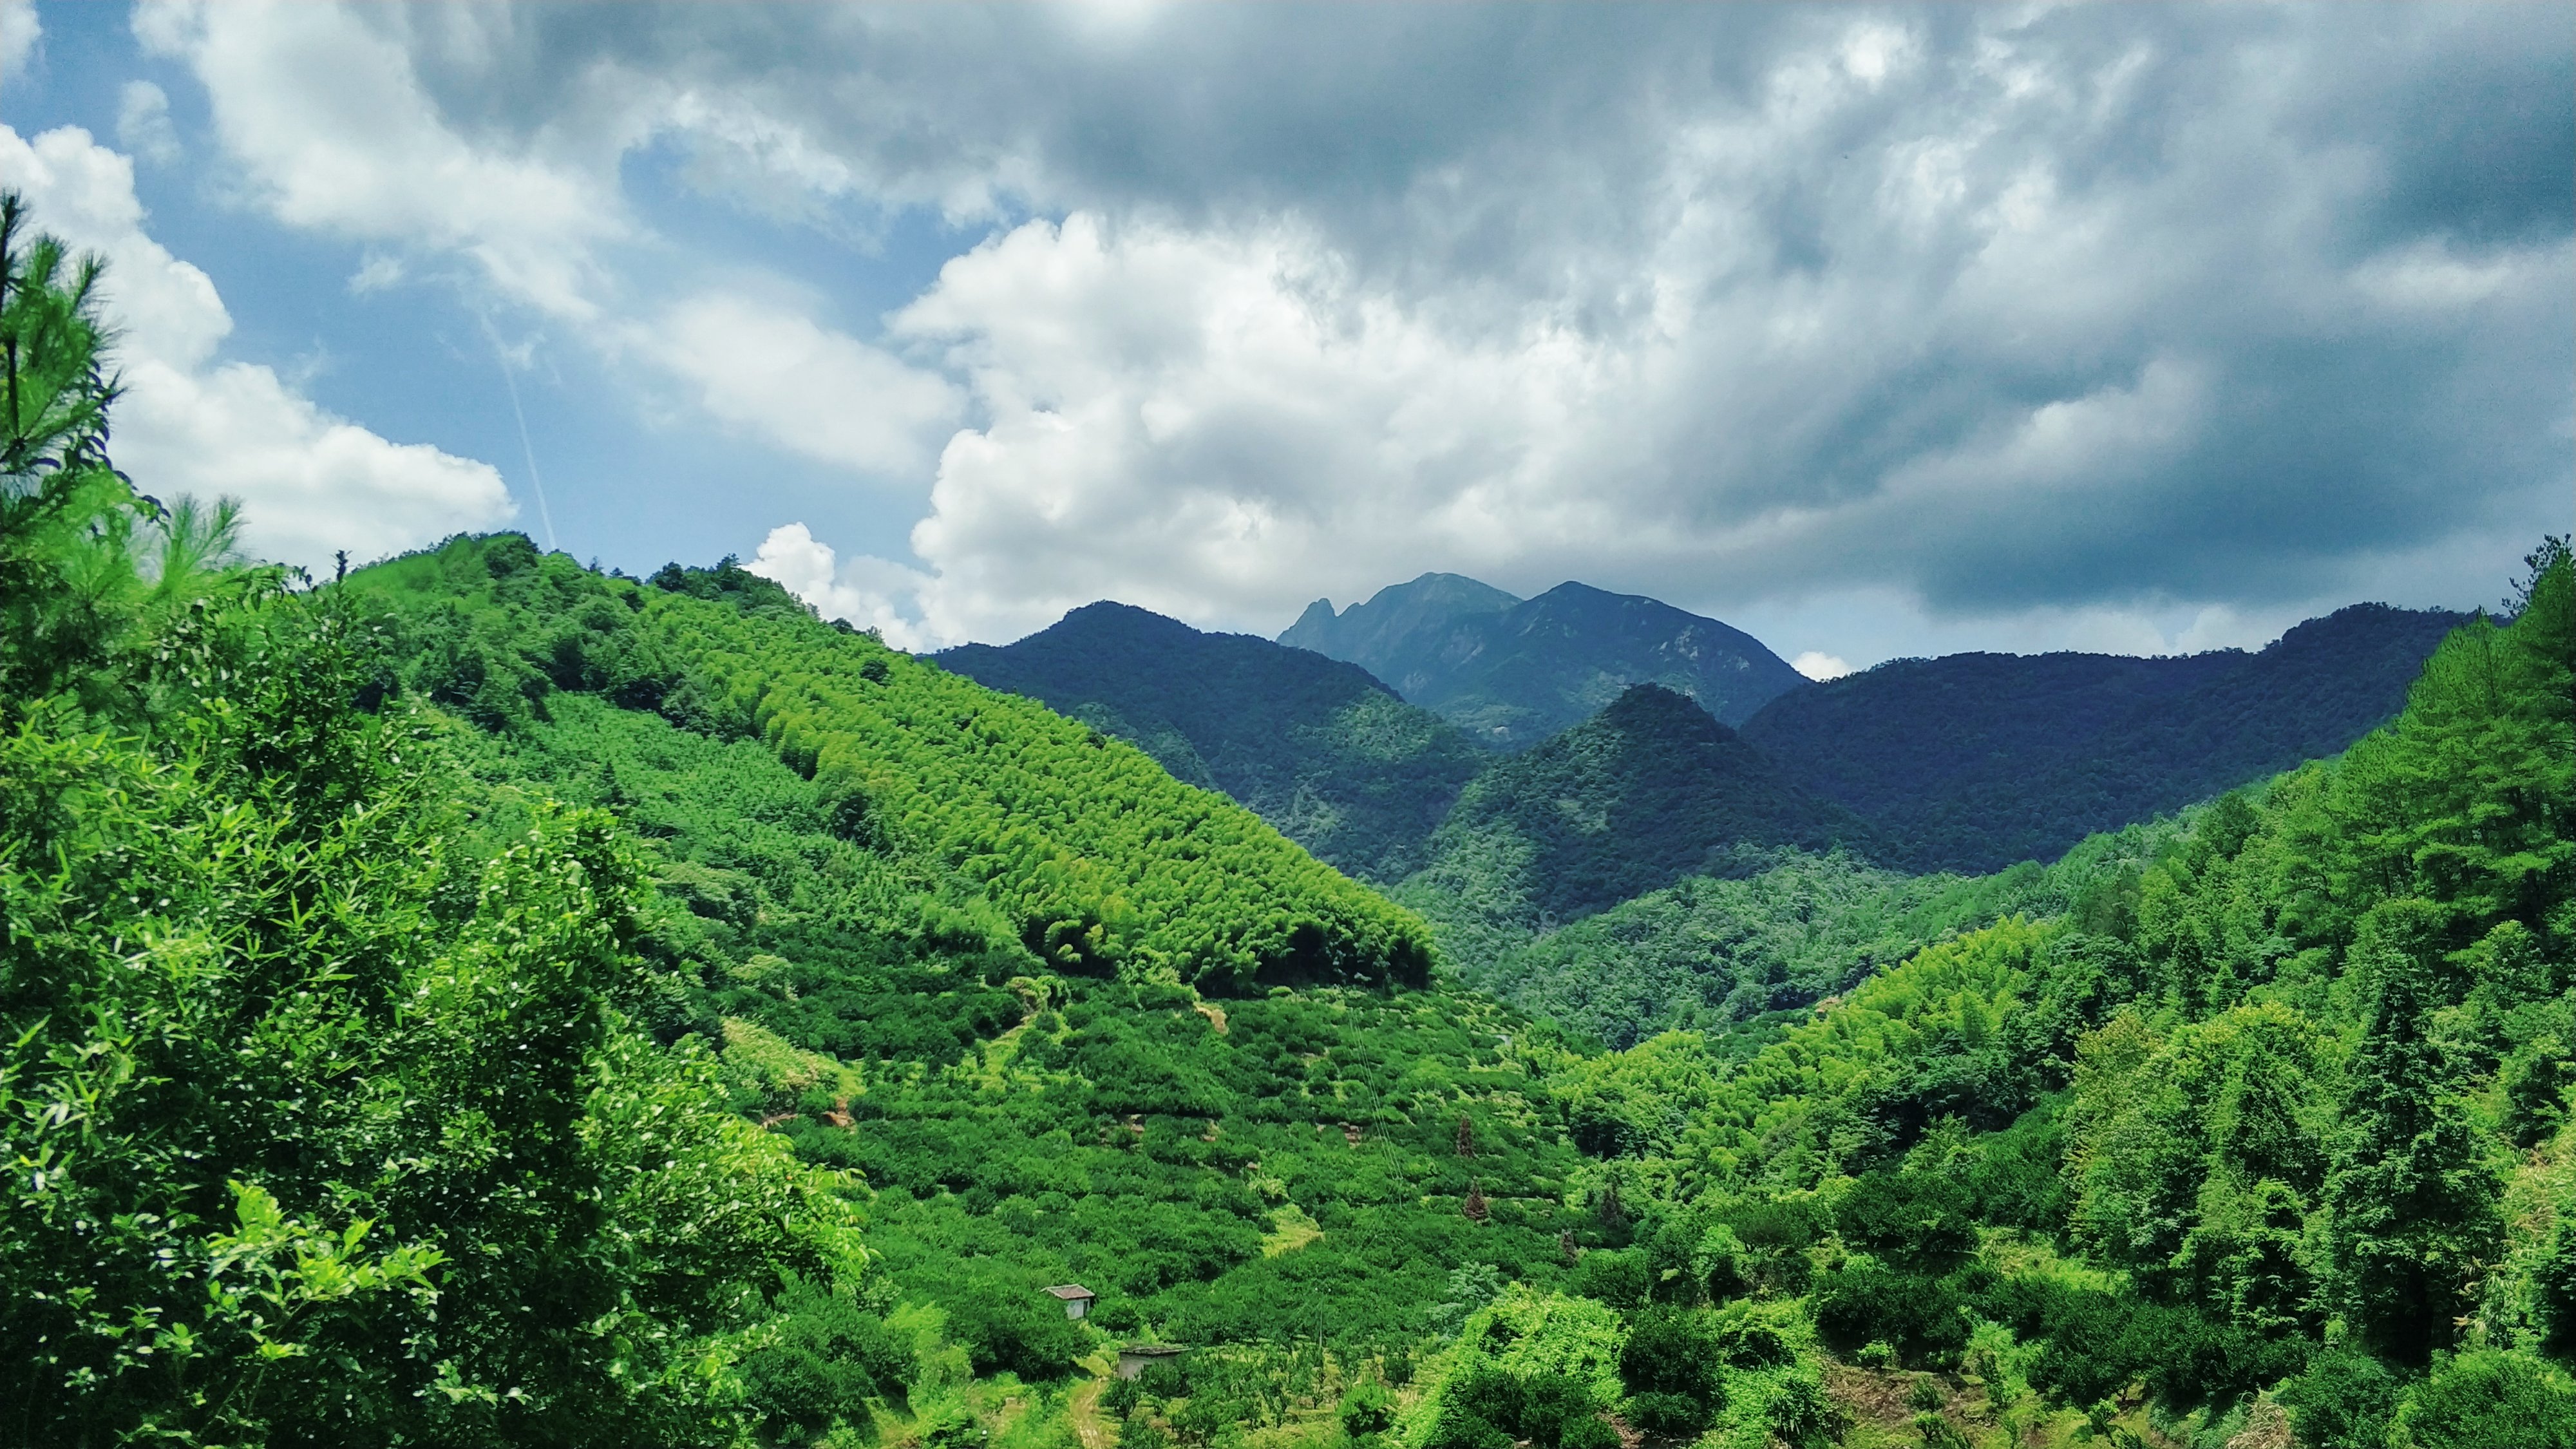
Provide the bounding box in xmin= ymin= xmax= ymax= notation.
xmin=9 ymin=191 xmax=2575 ymax=1449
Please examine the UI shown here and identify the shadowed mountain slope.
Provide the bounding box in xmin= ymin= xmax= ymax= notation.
xmin=938 ymin=601 xmax=1489 ymax=882
xmin=1391 ymin=684 xmax=1879 ymax=964
xmin=1279 ymin=571 xmax=1522 ymax=685
xmin=1284 ymin=574 xmax=1810 ymax=746
xmin=1738 ymin=601 xmax=2470 ymax=873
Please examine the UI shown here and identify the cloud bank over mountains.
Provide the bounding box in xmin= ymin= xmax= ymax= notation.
xmin=19 ymin=3 xmax=2575 ymax=660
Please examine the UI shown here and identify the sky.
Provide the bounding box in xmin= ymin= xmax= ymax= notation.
xmin=1 ymin=1 xmax=2567 ymax=674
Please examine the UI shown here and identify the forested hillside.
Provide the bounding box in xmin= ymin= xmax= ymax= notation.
xmin=1740 ymin=603 xmax=2465 ymax=873
xmin=938 ymin=601 xmax=1487 ymax=882
xmin=1478 ymin=539 xmax=2575 ymax=1449
xmin=0 ymin=200 xmax=876 ymax=1446
xmin=351 ymin=541 xmax=1432 ymax=994
xmin=8 ymin=186 xmax=2573 ymax=1449
xmin=1283 ymin=576 xmax=1810 ymax=744
xmin=1460 ymin=823 xmax=2181 ymax=1051
xmin=1390 ymin=685 xmax=1879 ymax=971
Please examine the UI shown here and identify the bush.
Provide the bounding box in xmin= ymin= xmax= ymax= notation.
xmin=2391 ymin=1350 xmax=2576 ymax=1449
xmin=1811 ymin=1264 xmax=1967 ymax=1367
xmin=1556 ymin=1414 xmax=1620 ymax=1449
xmin=1618 ymin=1307 xmax=1720 ymax=1403
xmin=1338 ymin=1378 xmax=1397 ymax=1437
xmin=1766 ymin=1371 xmax=1841 ymax=1448
xmin=738 ymin=1278 xmax=913 ymax=1443
xmin=1568 ymin=1249 xmax=1649 ymax=1311
xmin=940 ymin=1280 xmax=1090 ymax=1381
xmin=1837 ymin=1170 xmax=1979 ymax=1275
xmin=1624 ymin=1391 xmax=1709 ymax=1435
xmin=1417 ymin=1399 xmax=1513 ymax=1449
xmin=2280 ymin=1348 xmax=2400 ymax=1449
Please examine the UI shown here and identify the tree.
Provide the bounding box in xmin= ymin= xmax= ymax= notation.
xmin=2323 ymin=900 xmax=2503 ymax=1365
xmin=0 ymin=189 xmax=145 ymax=711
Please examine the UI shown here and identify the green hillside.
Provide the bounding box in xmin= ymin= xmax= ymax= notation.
xmin=1739 ymin=603 xmax=2465 ymax=873
xmin=350 ymin=538 xmax=1433 ymax=994
xmin=1462 ymin=824 xmax=2181 ymax=1051
xmin=1493 ymin=540 xmax=2576 ymax=1449
xmin=1391 ymin=684 xmax=1880 ymax=971
xmin=418 ymin=671 xmax=1600 ymax=1371
xmin=938 ymin=600 xmax=1488 ymax=882
xmin=10 ymin=185 xmax=2575 ymax=1449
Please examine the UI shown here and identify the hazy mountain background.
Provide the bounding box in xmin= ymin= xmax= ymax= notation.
xmin=1282 ymin=574 xmax=1812 ymax=744
xmin=1738 ymin=601 xmax=2472 ymax=873
xmin=936 ymin=602 xmax=1487 ymax=882
xmin=954 ymin=580 xmax=2470 ymax=994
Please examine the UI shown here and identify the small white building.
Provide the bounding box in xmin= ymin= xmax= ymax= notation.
xmin=1043 ymin=1283 xmax=1097 ymax=1320
xmin=1116 ymin=1345 xmax=1184 ymax=1380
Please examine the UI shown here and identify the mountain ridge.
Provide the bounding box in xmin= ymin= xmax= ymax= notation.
xmin=1739 ymin=600 xmax=2472 ymax=872
xmin=1390 ymin=683 xmax=1880 ymax=970
xmin=936 ymin=600 xmax=1488 ymax=882
xmin=1283 ymin=573 xmax=1810 ymax=746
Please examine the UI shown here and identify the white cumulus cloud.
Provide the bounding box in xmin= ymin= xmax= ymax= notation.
xmin=115 ymin=80 xmax=182 ymax=166
xmin=880 ymin=211 xmax=1632 ymax=645
xmin=1 ymin=0 xmax=38 ymax=82
xmin=134 ymin=0 xmax=627 ymax=321
xmin=1792 ymin=652 xmax=1852 ymax=682
xmin=653 ymin=294 xmax=963 ymax=480
xmin=125 ymin=1 xmax=2575 ymax=663
xmin=746 ymin=523 xmax=936 ymax=650
xmin=1 ymin=123 xmax=514 ymax=569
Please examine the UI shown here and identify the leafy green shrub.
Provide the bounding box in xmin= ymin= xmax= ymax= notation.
xmin=1340 ymin=1378 xmax=1398 ymax=1435
xmin=740 ymin=1277 xmax=914 ymax=1442
xmin=2390 ymin=1350 xmax=2576 ymax=1449
xmin=1555 ymin=1413 xmax=1620 ymax=1449
xmin=1623 ymin=1392 xmax=1709 ymax=1435
xmin=1416 ymin=1398 xmax=1512 ymax=1449
xmin=1567 ymin=1249 xmax=1648 ymax=1310
xmin=939 ymin=1274 xmax=1090 ymax=1381
xmin=1837 ymin=1170 xmax=1980 ymax=1274
xmin=1811 ymin=1264 xmax=1968 ymax=1368
xmin=1618 ymin=1307 xmax=1720 ymax=1408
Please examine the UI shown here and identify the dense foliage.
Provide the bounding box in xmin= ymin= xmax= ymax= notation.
xmin=350 ymin=540 xmax=1434 ymax=994
xmin=938 ymin=601 xmax=1488 ymax=883
xmin=386 ymin=676 xmax=1605 ymax=1370
xmin=0 ymin=197 xmax=869 ymax=1448
xmin=1283 ymin=576 xmax=1809 ymax=744
xmin=12 ymin=184 xmax=2573 ymax=1449
xmin=1389 ymin=685 xmax=1877 ymax=968
xmin=1740 ymin=603 xmax=2463 ymax=873
xmin=1463 ymin=823 xmax=2182 ymax=1050
xmin=1506 ymin=540 xmax=2576 ymax=1447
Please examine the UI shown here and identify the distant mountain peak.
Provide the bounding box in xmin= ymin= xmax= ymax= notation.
xmin=1287 ymin=573 xmax=1806 ymax=746
xmin=1596 ymin=680 xmax=1725 ymax=734
xmin=938 ymin=599 xmax=1486 ymax=882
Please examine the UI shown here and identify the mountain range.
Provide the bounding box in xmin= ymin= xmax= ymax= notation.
xmin=936 ymin=602 xmax=1486 ymax=882
xmin=950 ymin=577 xmax=2467 ymax=967
xmin=1738 ymin=601 xmax=2472 ymax=872
xmin=1281 ymin=574 xmax=1811 ymax=744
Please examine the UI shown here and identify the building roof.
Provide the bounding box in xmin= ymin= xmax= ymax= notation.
xmin=1043 ymin=1284 xmax=1097 ymax=1301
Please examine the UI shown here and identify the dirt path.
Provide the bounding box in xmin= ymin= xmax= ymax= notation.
xmin=1068 ymin=1375 xmax=1111 ymax=1449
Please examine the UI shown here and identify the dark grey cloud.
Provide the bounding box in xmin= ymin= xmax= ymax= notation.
xmin=157 ymin=1 xmax=2573 ymax=650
